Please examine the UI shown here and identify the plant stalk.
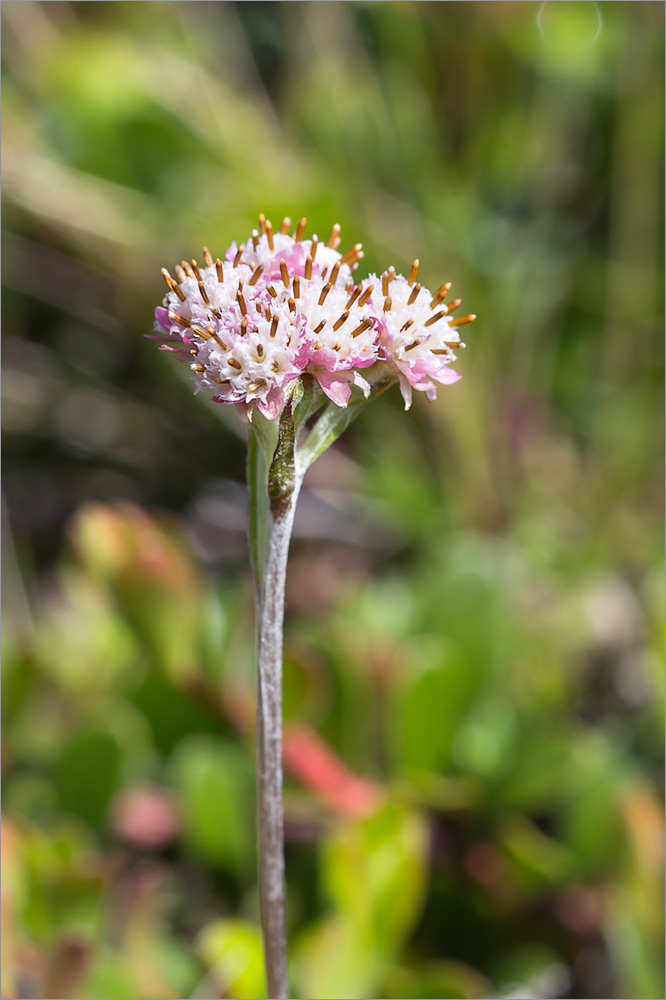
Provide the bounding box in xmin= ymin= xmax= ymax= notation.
xmin=252 ymin=404 xmax=301 ymax=1000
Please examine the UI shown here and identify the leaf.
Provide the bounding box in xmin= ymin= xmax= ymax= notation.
xmin=386 ymin=961 xmax=492 ymax=1000
xmin=56 ymin=727 xmax=122 ymax=827
xmin=296 ymin=369 xmax=396 ymax=474
xmin=296 ymin=916 xmax=380 ymax=1000
xmin=168 ymin=736 xmax=254 ymax=872
xmin=198 ymin=919 xmax=266 ymax=1000
xmin=322 ymin=804 xmax=428 ymax=952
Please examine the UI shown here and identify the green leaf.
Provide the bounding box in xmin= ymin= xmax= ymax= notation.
xmin=296 ymin=916 xmax=380 ymax=1000
xmin=247 ymin=414 xmax=277 ymax=587
xmin=198 ymin=919 xmax=266 ymax=1000
xmin=297 ymin=369 xmax=396 ymax=473
xmin=499 ymin=814 xmax=576 ymax=887
xmin=168 ymin=736 xmax=254 ymax=872
xmin=386 ymin=961 xmax=492 ymax=1000
xmin=322 ymin=804 xmax=428 ymax=952
xmin=56 ymin=727 xmax=122 ymax=827
xmin=82 ymin=949 xmax=139 ymax=1000
xmin=393 ymin=638 xmax=478 ymax=772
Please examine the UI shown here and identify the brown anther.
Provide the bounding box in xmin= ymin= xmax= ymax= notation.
xmin=258 ymin=213 xmax=267 ymax=234
xmin=449 ymin=314 xmax=476 ymax=327
xmin=332 ymin=311 xmax=349 ymax=331
xmin=240 ymin=318 xmax=248 ymax=335
xmin=358 ymin=285 xmax=373 ymax=306
xmin=346 ymin=286 xmax=361 ymax=309
xmin=265 ymin=220 xmax=275 ymax=251
xmin=339 ymin=243 xmax=363 ymax=265
xmin=248 ymin=264 xmax=265 ymax=286
xmin=252 ymin=232 xmax=260 ymax=249
xmin=405 ymin=340 xmax=420 ymax=351
xmin=447 ymin=298 xmax=462 ymax=313
xmin=189 ymin=348 xmax=198 ymax=356
xmin=236 ymin=290 xmax=247 ymax=316
xmin=383 ymin=296 xmax=392 ymax=312
xmin=425 ymin=310 xmax=446 ymax=327
xmin=382 ymin=272 xmax=389 ymax=296
xmin=350 ymin=318 xmax=372 ymax=338
xmin=329 ymin=261 xmax=341 ymax=285
xmin=431 ymin=348 xmax=453 ymax=355
xmin=288 ymin=297 xmax=296 ymax=313
xmin=168 ymin=311 xmax=190 ymax=327
xmin=305 ymin=255 xmax=313 ymax=280
xmin=293 ymin=276 xmax=300 ymax=298
xmin=270 ymin=316 xmax=279 ymax=338
xmin=313 ymin=320 xmax=326 ymax=334
xmin=430 ymin=281 xmax=452 ymax=308
xmin=407 ymin=282 xmax=421 ymax=306
xmin=267 ymin=285 xmax=278 ymax=299
xmin=280 ymin=259 xmax=289 ymax=287
xmin=191 ymin=363 xmax=206 ymax=372
xmin=228 ymin=358 xmax=242 ymax=370
xmin=318 ymin=283 xmax=332 ymax=305
xmin=198 ymin=280 xmax=210 ymax=304
xmin=256 ymin=302 xmax=263 ymax=314
xmin=161 ymin=268 xmax=186 ymax=302
xmin=215 ymin=258 xmax=224 ymax=282
xmin=203 ymin=247 xmax=213 ymax=267
xmin=445 ymin=340 xmax=465 ymax=348
xmin=233 ymin=246 xmax=244 ymax=267
xmin=295 ymin=217 xmax=307 ymax=241
xmin=400 ymin=319 xmax=414 ymax=333
xmin=310 ymin=237 xmax=319 ymax=260
xmin=181 ymin=260 xmax=194 ymax=277
xmin=280 ymin=216 xmax=291 ymax=234
xmin=209 ymin=328 xmax=228 ymax=350
xmin=265 ymin=305 xmax=272 ymax=320
xmin=326 ymin=223 xmax=341 ymax=248
xmin=247 ymin=380 xmax=267 ymax=393
xmin=271 ymin=360 xmax=280 ymax=372
xmin=408 ymin=259 xmax=420 ymax=286
xmin=175 ymin=265 xmax=186 ymax=283
xmin=191 ymin=325 xmax=208 ymax=339
xmin=256 ymin=344 xmax=264 ymax=358
xmin=188 ymin=257 xmax=199 ymax=279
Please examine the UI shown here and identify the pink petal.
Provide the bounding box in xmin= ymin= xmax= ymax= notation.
xmin=434 ymin=366 xmax=461 ymax=385
xmin=154 ymin=306 xmax=171 ymax=333
xmin=263 ymin=243 xmax=307 ymax=280
xmin=398 ymin=375 xmax=413 ymax=410
xmin=256 ymin=386 xmax=285 ymax=420
xmin=352 ymin=372 xmax=371 ymax=397
xmin=316 ymin=370 xmax=352 ymax=407
xmin=307 ymin=345 xmax=338 ymax=371
xmin=233 ymin=400 xmax=254 ymax=422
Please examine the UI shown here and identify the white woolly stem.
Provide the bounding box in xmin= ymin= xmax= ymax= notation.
xmin=255 ymin=489 xmax=301 ymax=1000
xmin=251 ymin=403 xmax=301 ymax=1000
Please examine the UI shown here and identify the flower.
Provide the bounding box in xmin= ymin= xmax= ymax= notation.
xmin=152 ymin=214 xmax=474 ymax=419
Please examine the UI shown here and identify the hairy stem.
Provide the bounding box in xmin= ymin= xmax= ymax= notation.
xmin=252 ymin=404 xmax=301 ymax=1000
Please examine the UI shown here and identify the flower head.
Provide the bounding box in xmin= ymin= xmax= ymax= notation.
xmin=152 ymin=214 xmax=474 ymax=419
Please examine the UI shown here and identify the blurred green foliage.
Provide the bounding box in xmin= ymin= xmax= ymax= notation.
xmin=2 ymin=2 xmax=663 ymax=998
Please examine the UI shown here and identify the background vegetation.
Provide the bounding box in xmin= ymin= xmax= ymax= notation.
xmin=2 ymin=2 xmax=663 ymax=998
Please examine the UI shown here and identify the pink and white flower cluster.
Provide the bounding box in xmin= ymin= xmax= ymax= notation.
xmin=152 ymin=215 xmax=474 ymax=420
